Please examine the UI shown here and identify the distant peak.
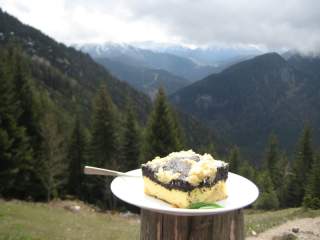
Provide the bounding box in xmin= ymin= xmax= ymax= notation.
xmin=253 ymin=52 xmax=285 ymax=63
xmin=222 ymin=52 xmax=287 ymax=74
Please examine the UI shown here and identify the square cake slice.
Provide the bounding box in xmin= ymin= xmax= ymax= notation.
xmin=141 ymin=150 xmax=228 ymax=208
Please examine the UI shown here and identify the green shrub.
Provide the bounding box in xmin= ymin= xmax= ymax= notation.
xmin=303 ymin=195 xmax=320 ymax=209
xmin=254 ymin=190 xmax=280 ymax=210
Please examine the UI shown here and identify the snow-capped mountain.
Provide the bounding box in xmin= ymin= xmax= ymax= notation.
xmin=74 ymin=42 xmax=144 ymax=59
xmin=74 ymin=42 xmax=226 ymax=81
xmin=130 ymin=41 xmax=264 ymax=66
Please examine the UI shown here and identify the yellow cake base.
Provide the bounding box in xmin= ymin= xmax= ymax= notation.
xmin=143 ymin=176 xmax=227 ymax=208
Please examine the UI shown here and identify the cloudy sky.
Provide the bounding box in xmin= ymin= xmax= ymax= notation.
xmin=0 ymin=0 xmax=319 ymax=53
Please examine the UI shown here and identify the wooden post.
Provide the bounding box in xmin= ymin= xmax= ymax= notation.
xmin=140 ymin=209 xmax=244 ymax=240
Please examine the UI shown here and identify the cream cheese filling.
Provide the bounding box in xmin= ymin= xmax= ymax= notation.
xmin=143 ymin=176 xmax=227 ymax=208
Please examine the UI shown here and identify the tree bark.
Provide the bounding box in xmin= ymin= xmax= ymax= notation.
xmin=140 ymin=209 xmax=244 ymax=240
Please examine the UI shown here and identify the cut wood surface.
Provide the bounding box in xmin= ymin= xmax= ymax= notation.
xmin=140 ymin=209 xmax=244 ymax=240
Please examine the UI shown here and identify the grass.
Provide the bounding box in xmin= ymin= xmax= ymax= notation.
xmin=0 ymin=200 xmax=139 ymax=240
xmin=1 ymin=200 xmax=320 ymax=239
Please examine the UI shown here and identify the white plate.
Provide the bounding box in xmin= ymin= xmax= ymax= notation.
xmin=111 ymin=169 xmax=259 ymax=216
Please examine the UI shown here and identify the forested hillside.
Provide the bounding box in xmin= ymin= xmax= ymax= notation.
xmin=0 ymin=9 xmax=223 ymax=209
xmin=0 ymin=8 xmax=218 ymax=149
xmin=0 ymin=8 xmax=151 ymax=122
xmin=171 ymin=53 xmax=320 ymax=161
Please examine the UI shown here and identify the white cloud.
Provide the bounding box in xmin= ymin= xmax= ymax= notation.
xmin=0 ymin=0 xmax=173 ymax=44
xmin=0 ymin=0 xmax=320 ymax=53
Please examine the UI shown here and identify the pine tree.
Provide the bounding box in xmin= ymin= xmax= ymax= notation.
xmin=0 ymin=50 xmax=16 ymax=192
xmin=144 ymin=88 xmax=182 ymax=161
xmin=284 ymin=172 xmax=301 ymax=207
xmin=303 ymin=155 xmax=320 ymax=209
xmin=86 ymin=85 xmax=119 ymax=209
xmin=9 ymin=47 xmax=41 ymax=147
xmin=287 ymin=126 xmax=314 ymax=206
xmin=171 ymin=109 xmax=185 ymax=151
xmin=228 ymin=146 xmax=240 ymax=173
xmin=6 ymin=46 xmax=42 ymax=198
xmin=254 ymin=171 xmax=279 ymax=210
xmin=90 ymin=85 xmax=118 ymax=169
xmin=0 ymin=47 xmax=33 ymax=198
xmin=277 ymin=152 xmax=290 ymax=208
xmin=306 ymin=155 xmax=320 ymax=198
xmin=238 ymin=161 xmax=256 ymax=182
xmin=67 ymin=116 xmax=88 ymax=198
xmin=300 ymin=127 xmax=314 ymax=173
xmin=121 ymin=106 xmax=141 ymax=172
xmin=264 ymin=134 xmax=281 ymax=187
xmin=198 ymin=143 xmax=217 ymax=157
xmin=38 ymin=110 xmax=66 ymax=202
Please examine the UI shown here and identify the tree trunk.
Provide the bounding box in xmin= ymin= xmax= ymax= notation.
xmin=140 ymin=209 xmax=244 ymax=240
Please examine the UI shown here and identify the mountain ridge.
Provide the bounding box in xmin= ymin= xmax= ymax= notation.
xmin=0 ymin=8 xmax=221 ymax=151
xmin=75 ymin=42 xmax=223 ymax=81
xmin=0 ymin=8 xmax=151 ymax=121
xmin=95 ymin=57 xmax=191 ymax=98
xmin=171 ymin=52 xmax=319 ymax=161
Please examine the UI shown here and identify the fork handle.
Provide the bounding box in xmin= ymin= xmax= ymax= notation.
xmin=84 ymin=166 xmax=137 ymax=177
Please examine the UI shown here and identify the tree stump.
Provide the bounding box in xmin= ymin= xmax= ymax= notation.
xmin=140 ymin=209 xmax=244 ymax=240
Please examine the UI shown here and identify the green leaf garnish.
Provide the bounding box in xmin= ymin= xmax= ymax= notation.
xmin=188 ymin=202 xmax=223 ymax=209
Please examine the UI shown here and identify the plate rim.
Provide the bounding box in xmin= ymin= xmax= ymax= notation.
xmin=111 ymin=169 xmax=259 ymax=216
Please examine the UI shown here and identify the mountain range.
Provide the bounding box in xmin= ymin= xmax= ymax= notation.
xmin=2 ymin=7 xmax=320 ymax=163
xmin=0 ymin=8 xmax=152 ymax=123
xmin=75 ymin=43 xmax=228 ymax=81
xmin=74 ymin=42 xmax=260 ymax=97
xmin=171 ymin=52 xmax=320 ymax=161
xmin=95 ymin=57 xmax=191 ymax=98
xmin=0 ymin=8 xmax=218 ymax=151
xmin=131 ymin=41 xmax=263 ymax=66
